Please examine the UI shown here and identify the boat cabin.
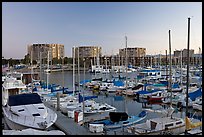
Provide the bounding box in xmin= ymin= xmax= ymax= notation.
xmin=146 ymin=117 xmax=185 ymax=131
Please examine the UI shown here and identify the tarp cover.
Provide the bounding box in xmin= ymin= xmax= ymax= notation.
xmin=8 ymin=93 xmax=42 ymax=106
xmin=109 ymin=112 xmax=128 ymax=122
xmin=188 ymin=88 xmax=202 ymax=101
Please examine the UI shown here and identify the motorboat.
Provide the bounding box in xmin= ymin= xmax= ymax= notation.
xmin=67 ymin=100 xmax=116 ymax=115
xmin=2 ymin=83 xmax=57 ymax=130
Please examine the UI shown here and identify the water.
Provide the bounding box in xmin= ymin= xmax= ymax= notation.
xmin=43 ymin=70 xmax=202 ymax=123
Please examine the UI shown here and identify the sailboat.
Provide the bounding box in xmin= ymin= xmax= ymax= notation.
xmin=89 ymin=110 xmax=147 ymax=130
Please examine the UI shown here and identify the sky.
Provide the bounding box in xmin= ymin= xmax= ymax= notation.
xmin=2 ymin=2 xmax=202 ymax=59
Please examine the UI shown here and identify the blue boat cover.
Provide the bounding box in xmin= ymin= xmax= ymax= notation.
xmin=188 ymin=88 xmax=202 ymax=101
xmin=8 ymin=93 xmax=42 ymax=106
xmin=80 ymin=80 xmax=91 ymax=85
xmin=172 ymin=83 xmax=180 ymax=89
xmin=113 ymin=80 xmax=124 ymax=86
xmin=78 ymin=93 xmax=98 ymax=103
xmin=138 ymin=111 xmax=147 ymax=117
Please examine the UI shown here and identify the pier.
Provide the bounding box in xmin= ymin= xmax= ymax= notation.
xmin=44 ymin=102 xmax=102 ymax=135
xmin=44 ymin=101 xmax=132 ymax=135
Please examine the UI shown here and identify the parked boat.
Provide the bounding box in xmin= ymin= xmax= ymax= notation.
xmin=135 ymin=84 xmax=165 ymax=99
xmin=2 ymin=93 xmax=57 ymax=130
xmin=89 ymin=111 xmax=147 ymax=130
xmin=127 ymin=116 xmax=185 ymax=135
xmin=192 ymin=97 xmax=202 ymax=111
xmin=66 ymin=99 xmax=116 ymax=116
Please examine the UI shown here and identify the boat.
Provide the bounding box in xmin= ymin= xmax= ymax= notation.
xmin=89 ymin=111 xmax=147 ymax=130
xmin=146 ymin=95 xmax=163 ymax=104
xmin=137 ymin=67 xmax=162 ymax=81
xmin=135 ymin=84 xmax=165 ymax=99
xmin=2 ymin=92 xmax=57 ymax=130
xmin=60 ymin=93 xmax=116 ymax=115
xmin=127 ymin=115 xmax=185 ymax=135
xmin=192 ymin=97 xmax=202 ymax=111
xmin=66 ymin=99 xmax=116 ymax=116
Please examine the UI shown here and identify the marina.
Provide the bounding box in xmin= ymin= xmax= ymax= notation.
xmin=2 ymin=68 xmax=202 ymax=135
xmin=2 ymin=4 xmax=202 ymax=135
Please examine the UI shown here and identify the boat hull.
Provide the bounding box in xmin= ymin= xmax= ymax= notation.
xmin=4 ymin=115 xmax=30 ymax=130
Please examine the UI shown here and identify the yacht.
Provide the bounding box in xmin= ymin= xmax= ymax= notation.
xmin=2 ymin=76 xmax=57 ymax=130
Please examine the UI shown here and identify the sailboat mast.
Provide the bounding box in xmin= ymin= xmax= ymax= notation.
xmin=47 ymin=50 xmax=49 ymax=91
xmin=73 ymin=46 xmax=75 ymax=96
xmin=165 ymin=50 xmax=168 ymax=81
xmin=180 ymin=50 xmax=182 ymax=86
xmin=78 ymin=47 xmax=80 ymax=93
xmin=168 ymin=30 xmax=172 ymax=107
xmin=40 ymin=51 xmax=42 ymax=82
xmin=185 ymin=17 xmax=191 ymax=134
xmin=125 ymin=36 xmax=128 ymax=113
xmin=31 ymin=48 xmax=33 ymax=93
xmin=62 ymin=56 xmax=64 ymax=92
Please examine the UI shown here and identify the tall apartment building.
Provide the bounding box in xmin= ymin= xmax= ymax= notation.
xmin=182 ymin=49 xmax=194 ymax=58
xmin=73 ymin=46 xmax=102 ymax=58
xmin=119 ymin=47 xmax=146 ymax=58
xmin=174 ymin=49 xmax=194 ymax=58
xmin=27 ymin=43 xmax=64 ymax=61
xmin=49 ymin=44 xmax=65 ymax=59
xmin=72 ymin=46 xmax=102 ymax=67
xmin=118 ymin=47 xmax=146 ymax=66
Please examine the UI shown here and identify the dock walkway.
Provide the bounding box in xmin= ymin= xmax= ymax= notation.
xmin=44 ymin=102 xmax=102 ymax=135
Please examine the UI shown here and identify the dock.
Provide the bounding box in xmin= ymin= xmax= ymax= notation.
xmin=44 ymin=101 xmax=132 ymax=135
xmin=44 ymin=102 xmax=103 ymax=135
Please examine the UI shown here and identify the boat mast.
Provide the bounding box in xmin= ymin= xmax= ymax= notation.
xmin=125 ymin=36 xmax=128 ymax=113
xmin=40 ymin=51 xmax=42 ymax=82
xmin=31 ymin=48 xmax=33 ymax=93
xmin=47 ymin=50 xmax=50 ymax=91
xmin=77 ymin=46 xmax=80 ymax=93
xmin=168 ymin=30 xmax=172 ymax=108
xmin=62 ymin=55 xmax=64 ymax=92
xmin=165 ymin=50 xmax=168 ymax=81
xmin=185 ymin=17 xmax=191 ymax=134
xmin=180 ymin=49 xmax=182 ymax=87
xmin=73 ymin=46 xmax=75 ymax=96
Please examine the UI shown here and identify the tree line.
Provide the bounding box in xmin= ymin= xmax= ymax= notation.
xmin=2 ymin=54 xmax=73 ymax=66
